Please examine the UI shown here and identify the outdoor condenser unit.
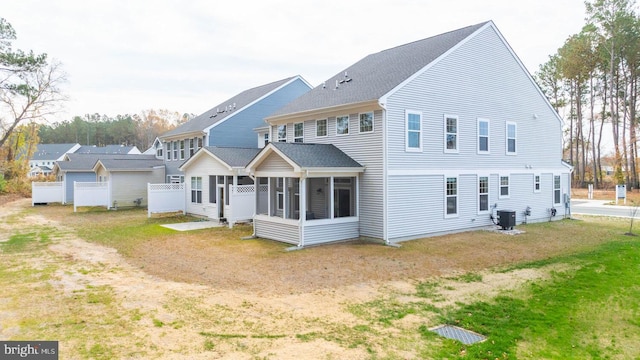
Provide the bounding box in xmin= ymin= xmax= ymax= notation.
xmin=497 ymin=210 xmax=516 ymax=230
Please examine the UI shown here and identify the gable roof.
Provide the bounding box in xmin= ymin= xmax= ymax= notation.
xmin=56 ymin=153 xmax=158 ymax=172
xmin=31 ymin=143 xmax=80 ymax=161
xmin=160 ymin=76 xmax=306 ymax=139
xmin=268 ymin=22 xmax=488 ymax=118
xmin=93 ymin=158 xmax=165 ymax=172
xmin=179 ymin=146 xmax=261 ymax=171
xmin=247 ymin=142 xmax=364 ymax=173
xmin=75 ymin=145 xmax=140 ymax=154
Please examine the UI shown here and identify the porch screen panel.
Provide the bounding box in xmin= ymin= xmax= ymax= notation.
xmin=334 ymin=177 xmax=355 ymax=218
xmin=286 ymin=178 xmax=300 ymax=220
xmin=307 ymin=178 xmax=329 ymax=219
xmin=209 ymin=176 xmax=216 ymax=203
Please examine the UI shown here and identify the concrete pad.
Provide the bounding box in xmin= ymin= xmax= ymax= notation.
xmin=161 ymin=221 xmax=223 ymax=231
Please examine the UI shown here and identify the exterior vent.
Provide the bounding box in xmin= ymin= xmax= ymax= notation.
xmin=497 ymin=210 xmax=516 ymax=230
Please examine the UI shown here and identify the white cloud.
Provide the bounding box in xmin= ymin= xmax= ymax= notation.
xmin=3 ymin=0 xmax=587 ymax=122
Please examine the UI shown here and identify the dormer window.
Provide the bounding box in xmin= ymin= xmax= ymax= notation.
xmin=277 ymin=125 xmax=287 ymax=142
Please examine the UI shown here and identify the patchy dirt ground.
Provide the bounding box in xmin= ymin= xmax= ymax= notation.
xmin=0 ymin=197 xmax=605 ymax=358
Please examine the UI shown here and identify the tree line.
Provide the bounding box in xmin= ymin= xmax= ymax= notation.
xmin=38 ymin=110 xmax=191 ymax=152
xmin=536 ymin=0 xmax=640 ymax=189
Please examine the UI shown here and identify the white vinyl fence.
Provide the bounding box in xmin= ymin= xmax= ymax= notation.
xmin=32 ymin=182 xmax=64 ymax=205
xmin=227 ymin=184 xmax=258 ymax=226
xmin=74 ymin=182 xmax=110 ymax=212
xmin=147 ymin=183 xmax=186 ymax=217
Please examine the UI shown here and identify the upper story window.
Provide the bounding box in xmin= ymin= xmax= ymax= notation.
xmin=405 ymin=110 xmax=422 ymax=152
xmin=478 ymin=118 xmax=489 ymax=154
xmin=172 ymin=141 xmax=178 ymax=160
xmin=189 ymin=139 xmax=195 ymax=157
xmin=277 ymin=125 xmax=287 ymax=142
xmin=197 ymin=137 xmax=203 ymax=148
xmin=294 ymin=123 xmax=304 ymax=143
xmin=444 ymin=114 xmax=458 ymax=153
xmin=534 ymin=174 xmax=541 ymax=193
xmin=156 ymin=148 xmax=163 ymax=158
xmin=336 ymin=115 xmax=349 ymax=135
xmin=316 ymin=119 xmax=327 ymax=137
xmin=359 ymin=112 xmax=374 ymax=133
xmin=263 ymin=133 xmax=269 ymax=146
xmin=166 ymin=142 xmax=172 ymax=160
xmin=179 ymin=140 xmax=185 ymax=160
xmin=506 ymin=122 xmax=517 ymax=155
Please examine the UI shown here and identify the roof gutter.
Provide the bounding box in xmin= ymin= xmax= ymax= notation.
xmin=265 ymin=100 xmax=382 ymax=124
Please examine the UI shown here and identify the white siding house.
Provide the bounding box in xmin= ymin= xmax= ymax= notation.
xmin=249 ymin=21 xmax=571 ymax=247
xmin=179 ymin=147 xmax=260 ymax=226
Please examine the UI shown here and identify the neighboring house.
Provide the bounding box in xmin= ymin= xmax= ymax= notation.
xmin=245 ymin=21 xmax=571 ymax=247
xmin=179 ymin=147 xmax=260 ymax=224
xmin=75 ymin=145 xmax=141 ymax=154
xmin=53 ymin=153 xmax=159 ymax=204
xmin=93 ymin=157 xmax=165 ymax=208
xmin=29 ymin=143 xmax=81 ymax=176
xmin=159 ymin=76 xmax=312 ymax=183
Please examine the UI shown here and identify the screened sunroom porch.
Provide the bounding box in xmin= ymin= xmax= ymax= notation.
xmin=246 ymin=142 xmax=364 ymax=247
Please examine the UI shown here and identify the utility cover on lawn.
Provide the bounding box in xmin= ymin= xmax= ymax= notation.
xmin=430 ymin=324 xmax=486 ymax=345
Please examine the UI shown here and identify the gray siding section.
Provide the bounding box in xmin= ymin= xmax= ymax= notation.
xmin=303 ymin=222 xmax=360 ymax=246
xmin=385 ymin=26 xmax=563 ymax=171
xmin=65 ymin=172 xmax=96 ymax=203
xmin=254 ymin=218 xmax=300 ymax=245
xmin=387 ymin=172 xmax=569 ymax=241
xmin=274 ymin=109 xmax=384 ymax=239
xmin=383 ymin=25 xmax=568 ymax=241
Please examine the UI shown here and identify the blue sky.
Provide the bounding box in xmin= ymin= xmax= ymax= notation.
xmin=3 ymin=0 xmax=586 ymax=122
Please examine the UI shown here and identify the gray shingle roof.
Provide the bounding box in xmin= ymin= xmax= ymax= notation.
xmin=203 ymin=147 xmax=261 ymax=167
xmin=269 ymin=22 xmax=488 ymax=117
xmin=57 ymin=154 xmax=159 ymax=171
xmin=97 ymin=158 xmax=165 ymax=171
xmin=32 ymin=143 xmax=79 ymax=161
xmin=269 ymin=142 xmax=363 ymax=168
xmin=161 ymin=76 xmax=299 ymax=138
xmin=76 ymin=145 xmax=139 ymax=154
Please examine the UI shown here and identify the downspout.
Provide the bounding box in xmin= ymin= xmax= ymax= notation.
xmin=379 ymin=101 xmax=389 ymax=245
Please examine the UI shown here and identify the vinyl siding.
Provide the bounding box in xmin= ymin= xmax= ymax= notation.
xmin=387 ymin=172 xmax=569 ymax=241
xmin=259 ymin=153 xmax=294 ymax=172
xmin=385 ymin=25 xmax=563 ymax=171
xmin=183 ymin=155 xmax=232 ymax=218
xmin=254 ymin=217 xmax=299 ymax=245
xmin=111 ymin=168 xmax=165 ymax=207
xmin=65 ymin=172 xmax=96 ymax=203
xmin=383 ymin=25 xmax=567 ymax=241
xmin=272 ymin=110 xmax=384 ymax=239
xmin=210 ymin=78 xmax=311 ymax=148
xmin=303 ymin=221 xmax=360 ymax=245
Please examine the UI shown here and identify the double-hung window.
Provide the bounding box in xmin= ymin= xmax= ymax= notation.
xmin=506 ymin=122 xmax=517 ymax=155
xmin=478 ymin=176 xmax=489 ymax=213
xmin=444 ymin=114 xmax=458 ymax=153
xmin=405 ymin=110 xmax=422 ymax=152
xmin=166 ymin=142 xmax=172 ymax=160
xmin=359 ymin=112 xmax=374 ymax=133
xmin=173 ymin=141 xmax=178 ymax=160
xmin=553 ymin=175 xmax=561 ymax=204
xmin=499 ymin=175 xmax=510 ymax=198
xmin=189 ymin=139 xmax=195 ymax=157
xmin=316 ymin=119 xmax=327 ymax=137
xmin=336 ymin=115 xmax=349 ymax=135
xmin=445 ymin=177 xmax=458 ymax=217
xmin=478 ymin=118 xmax=489 ymax=153
xmin=534 ymin=174 xmax=541 ymax=193
xmin=294 ymin=123 xmax=304 ymax=142
xmin=180 ymin=140 xmax=185 ymax=160
xmin=277 ymin=125 xmax=287 ymax=142
xmin=191 ymin=177 xmax=202 ymax=204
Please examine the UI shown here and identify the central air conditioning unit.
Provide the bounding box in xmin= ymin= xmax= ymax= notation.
xmin=497 ymin=210 xmax=516 ymax=230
